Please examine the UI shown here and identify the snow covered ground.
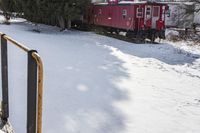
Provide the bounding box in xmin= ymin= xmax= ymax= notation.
xmin=0 ymin=17 xmax=200 ymax=133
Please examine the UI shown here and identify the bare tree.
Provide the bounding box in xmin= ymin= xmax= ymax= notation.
xmin=182 ymin=0 xmax=200 ymax=34
xmin=191 ymin=0 xmax=200 ymax=13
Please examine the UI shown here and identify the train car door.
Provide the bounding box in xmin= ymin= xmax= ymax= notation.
xmin=152 ymin=6 xmax=160 ymax=29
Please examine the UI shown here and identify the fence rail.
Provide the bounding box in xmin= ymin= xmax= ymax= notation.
xmin=0 ymin=32 xmax=44 ymax=133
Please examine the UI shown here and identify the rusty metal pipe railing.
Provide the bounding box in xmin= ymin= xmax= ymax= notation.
xmin=32 ymin=52 xmax=44 ymax=133
xmin=3 ymin=35 xmax=30 ymax=52
xmin=0 ymin=32 xmax=44 ymax=133
xmin=0 ymin=32 xmax=30 ymax=52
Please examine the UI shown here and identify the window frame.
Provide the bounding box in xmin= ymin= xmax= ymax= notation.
xmin=146 ymin=7 xmax=151 ymax=16
xmin=137 ymin=8 xmax=144 ymax=18
xmin=122 ymin=9 xmax=128 ymax=19
xmin=152 ymin=6 xmax=160 ymax=17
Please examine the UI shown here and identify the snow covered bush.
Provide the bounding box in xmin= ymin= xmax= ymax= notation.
xmin=165 ymin=29 xmax=180 ymax=42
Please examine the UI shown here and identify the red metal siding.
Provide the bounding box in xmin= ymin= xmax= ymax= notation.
xmin=89 ymin=3 xmax=166 ymax=31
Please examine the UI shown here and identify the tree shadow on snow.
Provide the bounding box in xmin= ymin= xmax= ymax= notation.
xmin=41 ymin=39 xmax=130 ymax=133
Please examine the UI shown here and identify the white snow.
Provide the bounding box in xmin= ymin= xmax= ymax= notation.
xmin=118 ymin=1 xmax=146 ymax=4
xmin=165 ymin=29 xmax=179 ymax=36
xmin=165 ymin=29 xmax=180 ymax=40
xmin=0 ymin=17 xmax=200 ymax=133
xmin=0 ymin=16 xmax=6 ymax=24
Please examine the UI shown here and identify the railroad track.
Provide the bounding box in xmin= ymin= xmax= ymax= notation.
xmin=95 ymin=31 xmax=159 ymax=44
xmin=73 ymin=26 xmax=160 ymax=44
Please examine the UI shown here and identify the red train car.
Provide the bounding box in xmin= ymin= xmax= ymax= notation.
xmin=86 ymin=0 xmax=168 ymax=41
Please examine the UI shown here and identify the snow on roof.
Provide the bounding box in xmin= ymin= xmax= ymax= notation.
xmin=93 ymin=2 xmax=109 ymax=5
xmin=93 ymin=1 xmax=148 ymax=5
xmin=118 ymin=1 xmax=147 ymax=4
xmin=93 ymin=1 xmax=164 ymax=5
xmin=158 ymin=1 xmax=194 ymax=5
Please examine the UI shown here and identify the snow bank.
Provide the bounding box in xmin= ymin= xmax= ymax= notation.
xmin=9 ymin=18 xmax=26 ymax=23
xmin=0 ymin=119 xmax=13 ymax=133
xmin=165 ymin=29 xmax=180 ymax=41
xmin=0 ymin=15 xmax=26 ymax=24
xmin=0 ymin=16 xmax=6 ymax=24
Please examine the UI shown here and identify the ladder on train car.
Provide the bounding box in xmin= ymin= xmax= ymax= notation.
xmin=0 ymin=33 xmax=44 ymax=133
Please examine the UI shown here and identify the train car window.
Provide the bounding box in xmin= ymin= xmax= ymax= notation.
xmin=146 ymin=7 xmax=151 ymax=15
xmin=122 ymin=9 xmax=127 ymax=19
xmin=137 ymin=8 xmax=143 ymax=18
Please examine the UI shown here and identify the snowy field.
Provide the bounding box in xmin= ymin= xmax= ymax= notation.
xmin=0 ymin=17 xmax=200 ymax=133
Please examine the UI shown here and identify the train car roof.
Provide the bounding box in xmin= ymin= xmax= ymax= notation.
xmin=92 ymin=1 xmax=164 ymax=6
xmin=158 ymin=1 xmax=194 ymax=5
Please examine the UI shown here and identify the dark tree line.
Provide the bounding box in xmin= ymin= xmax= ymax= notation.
xmin=0 ymin=0 xmax=90 ymax=29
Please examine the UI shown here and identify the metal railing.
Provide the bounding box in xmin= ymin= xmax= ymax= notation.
xmin=0 ymin=32 xmax=44 ymax=133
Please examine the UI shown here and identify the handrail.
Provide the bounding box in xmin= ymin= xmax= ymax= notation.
xmin=0 ymin=32 xmax=44 ymax=133
xmin=32 ymin=52 xmax=44 ymax=133
xmin=0 ymin=32 xmax=30 ymax=52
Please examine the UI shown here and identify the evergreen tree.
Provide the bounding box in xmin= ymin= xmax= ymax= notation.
xmin=47 ymin=0 xmax=90 ymax=29
xmin=19 ymin=0 xmax=40 ymax=22
xmin=0 ymin=0 xmax=16 ymax=21
xmin=0 ymin=0 xmax=90 ymax=29
xmin=20 ymin=0 xmax=90 ymax=29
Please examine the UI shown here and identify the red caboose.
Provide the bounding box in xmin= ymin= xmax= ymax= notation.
xmin=86 ymin=0 xmax=168 ymax=41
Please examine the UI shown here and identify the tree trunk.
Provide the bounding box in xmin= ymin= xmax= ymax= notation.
xmin=58 ymin=16 xmax=65 ymax=31
xmin=67 ymin=19 xmax=71 ymax=29
xmin=3 ymin=12 xmax=11 ymax=24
